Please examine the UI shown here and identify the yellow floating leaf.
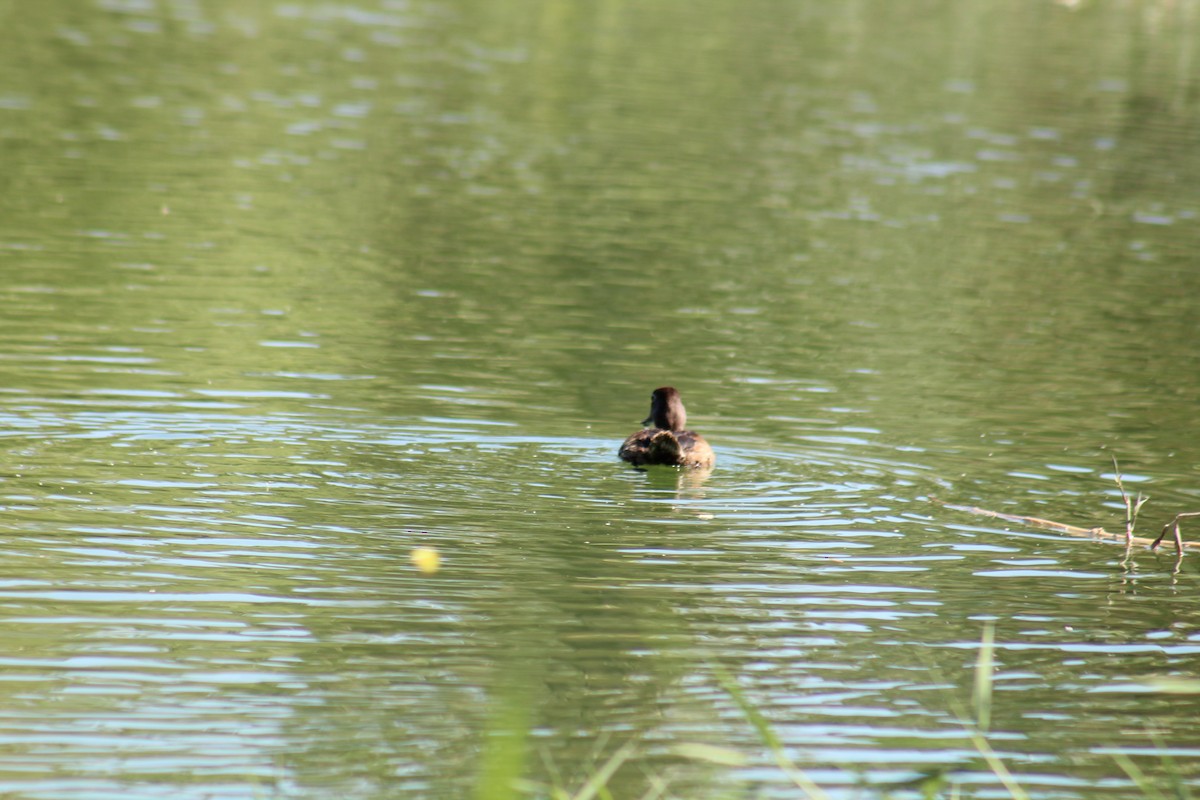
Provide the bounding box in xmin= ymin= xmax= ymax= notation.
xmin=410 ymin=546 xmax=440 ymax=574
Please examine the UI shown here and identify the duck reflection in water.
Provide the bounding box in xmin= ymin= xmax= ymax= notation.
xmin=619 ymin=387 xmax=715 ymax=470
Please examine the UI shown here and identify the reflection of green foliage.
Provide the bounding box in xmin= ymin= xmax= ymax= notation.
xmin=5 ymin=0 xmax=1200 ymax=445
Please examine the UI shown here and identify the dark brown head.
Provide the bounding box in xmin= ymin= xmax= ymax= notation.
xmin=642 ymin=386 xmax=687 ymax=431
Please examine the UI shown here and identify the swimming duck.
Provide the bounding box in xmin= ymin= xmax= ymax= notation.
xmin=619 ymin=387 xmax=715 ymax=469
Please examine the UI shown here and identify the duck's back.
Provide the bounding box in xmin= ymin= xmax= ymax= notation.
xmin=618 ymin=429 xmax=656 ymax=465
xmin=671 ymin=430 xmax=714 ymax=468
xmin=619 ymin=428 xmax=714 ymax=469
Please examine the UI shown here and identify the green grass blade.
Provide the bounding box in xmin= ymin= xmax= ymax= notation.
xmin=973 ymin=620 xmax=995 ymax=733
xmin=570 ymin=741 xmax=636 ymax=800
xmin=962 ymin=725 xmax=1031 ymax=800
xmin=714 ymin=666 xmax=831 ymax=800
xmin=1112 ymin=752 xmax=1168 ymax=800
xmin=474 ymin=691 xmax=533 ymax=800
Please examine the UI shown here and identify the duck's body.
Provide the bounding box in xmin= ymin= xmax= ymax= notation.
xmin=619 ymin=427 xmax=715 ymax=469
xmin=618 ymin=387 xmax=715 ymax=469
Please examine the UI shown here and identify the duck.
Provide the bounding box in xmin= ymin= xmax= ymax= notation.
xmin=619 ymin=386 xmax=715 ymax=469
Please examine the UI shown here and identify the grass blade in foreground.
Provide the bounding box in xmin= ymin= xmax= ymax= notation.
xmin=973 ymin=620 xmax=995 ymax=734
xmin=953 ymin=622 xmax=1030 ymax=800
xmin=714 ymin=666 xmax=831 ymax=800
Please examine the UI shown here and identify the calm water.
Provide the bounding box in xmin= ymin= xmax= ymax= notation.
xmin=1 ymin=1 xmax=1200 ymax=797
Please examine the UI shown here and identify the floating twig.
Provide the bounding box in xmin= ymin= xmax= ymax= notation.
xmin=931 ymin=500 xmax=1197 ymax=552
xmin=933 ymin=497 xmax=1107 ymax=538
xmin=1110 ymin=455 xmax=1149 ymax=549
xmin=933 ymin=457 xmax=1200 ymax=556
xmin=1151 ymin=512 xmax=1200 ymax=556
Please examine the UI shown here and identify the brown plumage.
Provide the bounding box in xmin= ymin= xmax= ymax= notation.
xmin=618 ymin=387 xmax=715 ymax=469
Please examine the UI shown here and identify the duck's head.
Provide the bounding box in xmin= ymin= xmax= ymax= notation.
xmin=643 ymin=386 xmax=687 ymax=431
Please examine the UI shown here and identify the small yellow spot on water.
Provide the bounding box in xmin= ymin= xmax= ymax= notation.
xmin=410 ymin=546 xmax=440 ymax=574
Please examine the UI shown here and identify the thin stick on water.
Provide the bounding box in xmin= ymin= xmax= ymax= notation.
xmin=1151 ymin=511 xmax=1200 ymax=556
xmin=1110 ymin=455 xmax=1148 ymax=549
xmin=932 ymin=453 xmax=1200 ymax=552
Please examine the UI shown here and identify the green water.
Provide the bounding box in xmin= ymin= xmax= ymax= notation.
xmin=1 ymin=1 xmax=1199 ymax=797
